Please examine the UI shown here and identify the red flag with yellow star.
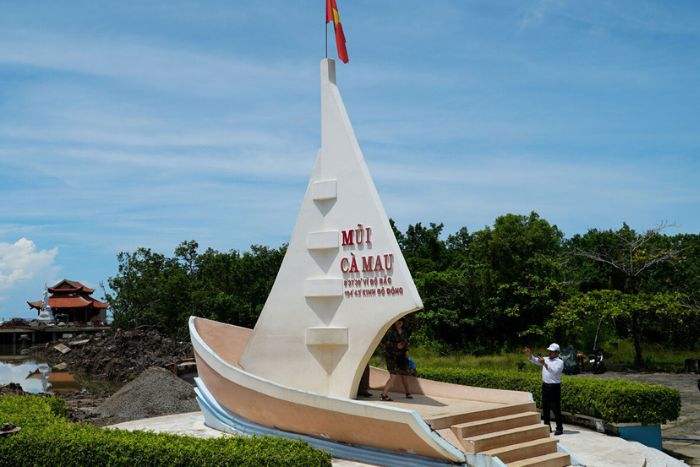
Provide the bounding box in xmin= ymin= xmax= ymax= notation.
xmin=326 ymin=0 xmax=349 ymax=63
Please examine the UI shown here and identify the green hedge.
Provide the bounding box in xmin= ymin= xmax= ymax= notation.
xmin=419 ymin=367 xmax=680 ymax=425
xmin=0 ymin=396 xmax=331 ymax=467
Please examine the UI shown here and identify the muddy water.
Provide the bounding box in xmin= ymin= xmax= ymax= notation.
xmin=0 ymin=358 xmax=57 ymax=393
xmin=0 ymin=344 xmax=82 ymax=394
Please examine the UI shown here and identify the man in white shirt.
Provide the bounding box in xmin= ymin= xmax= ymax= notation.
xmin=525 ymin=343 xmax=564 ymax=435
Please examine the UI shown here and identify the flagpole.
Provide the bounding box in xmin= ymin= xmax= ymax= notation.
xmin=325 ymin=21 xmax=328 ymax=58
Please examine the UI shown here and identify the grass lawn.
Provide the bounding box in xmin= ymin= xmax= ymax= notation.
xmin=370 ymin=339 xmax=700 ymax=373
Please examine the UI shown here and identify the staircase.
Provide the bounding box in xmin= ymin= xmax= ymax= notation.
xmin=426 ymin=402 xmax=571 ymax=466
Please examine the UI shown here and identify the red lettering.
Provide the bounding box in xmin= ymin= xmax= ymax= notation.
xmin=355 ymin=224 xmax=364 ymax=244
xmin=341 ymin=257 xmax=350 ymax=273
xmin=348 ymin=254 xmax=359 ymax=273
xmin=362 ymin=256 xmax=373 ymax=272
xmin=373 ymin=255 xmax=384 ymax=272
xmin=342 ymin=230 xmax=354 ymax=246
xmin=384 ymin=254 xmax=394 ymax=271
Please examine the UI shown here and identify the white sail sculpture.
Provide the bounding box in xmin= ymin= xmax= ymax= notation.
xmin=189 ymin=59 xmax=572 ymax=466
xmin=238 ymin=59 xmax=422 ymax=397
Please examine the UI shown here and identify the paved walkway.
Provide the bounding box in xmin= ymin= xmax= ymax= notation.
xmin=110 ymin=412 xmax=686 ymax=466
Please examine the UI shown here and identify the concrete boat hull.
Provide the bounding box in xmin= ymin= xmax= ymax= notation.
xmin=190 ymin=316 xmax=466 ymax=463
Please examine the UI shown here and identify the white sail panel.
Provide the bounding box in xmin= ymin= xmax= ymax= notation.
xmin=238 ymin=59 xmax=422 ymax=397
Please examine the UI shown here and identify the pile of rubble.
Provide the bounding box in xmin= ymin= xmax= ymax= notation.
xmin=35 ymin=327 xmax=194 ymax=382
xmin=0 ymin=383 xmax=25 ymax=396
xmin=95 ymin=367 xmax=198 ymax=426
xmin=0 ymin=371 xmax=197 ymax=427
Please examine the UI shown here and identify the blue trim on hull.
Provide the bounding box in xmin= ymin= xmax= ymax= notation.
xmin=194 ymin=377 xmax=460 ymax=466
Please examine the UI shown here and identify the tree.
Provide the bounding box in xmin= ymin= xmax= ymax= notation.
xmin=106 ymin=241 xmax=286 ymax=337
xmin=567 ymin=224 xmax=682 ymax=367
xmin=106 ymin=247 xmax=175 ymax=331
xmin=397 ymin=222 xmax=449 ymax=273
xmin=414 ymin=268 xmax=477 ymax=351
xmin=547 ymin=290 xmax=697 ymax=364
xmin=403 ymin=212 xmax=568 ymax=351
xmin=103 ymin=218 xmax=700 ymax=355
xmin=467 ymin=212 xmax=567 ymax=348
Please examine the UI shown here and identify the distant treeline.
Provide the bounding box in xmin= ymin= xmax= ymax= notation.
xmin=106 ymin=212 xmax=700 ymax=366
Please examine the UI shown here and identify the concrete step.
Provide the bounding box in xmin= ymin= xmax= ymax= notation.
xmin=482 ymin=437 xmax=559 ymax=464
xmin=462 ymin=423 xmax=551 ymax=453
xmin=451 ymin=411 xmax=541 ymax=438
xmin=427 ymin=402 xmax=538 ymax=430
xmin=508 ymin=451 xmax=571 ymax=467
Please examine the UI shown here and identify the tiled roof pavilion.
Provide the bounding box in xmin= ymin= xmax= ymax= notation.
xmin=28 ymin=279 xmax=108 ymax=323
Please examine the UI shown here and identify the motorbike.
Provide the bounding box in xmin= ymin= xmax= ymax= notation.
xmin=560 ymin=345 xmax=580 ymax=375
xmin=586 ymin=315 xmax=606 ymax=374
xmin=588 ymin=348 xmax=606 ymax=374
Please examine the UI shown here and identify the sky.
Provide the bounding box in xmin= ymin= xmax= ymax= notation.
xmin=1 ymin=1 xmax=699 ymax=320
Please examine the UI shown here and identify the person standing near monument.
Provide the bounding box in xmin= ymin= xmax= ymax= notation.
xmin=380 ymin=319 xmax=412 ymax=401
xmin=525 ymin=343 xmax=564 ymax=435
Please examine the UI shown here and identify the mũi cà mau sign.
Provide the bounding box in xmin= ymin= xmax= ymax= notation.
xmin=340 ymin=224 xmax=402 ymax=298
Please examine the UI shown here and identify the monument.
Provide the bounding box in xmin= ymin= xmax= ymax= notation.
xmin=37 ymin=285 xmax=54 ymax=322
xmin=189 ymin=58 xmax=572 ymax=466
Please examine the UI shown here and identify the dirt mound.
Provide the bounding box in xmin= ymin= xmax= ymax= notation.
xmin=0 ymin=383 xmax=25 ymax=396
xmin=96 ymin=367 xmax=198 ymax=425
xmin=37 ymin=327 xmax=193 ymax=382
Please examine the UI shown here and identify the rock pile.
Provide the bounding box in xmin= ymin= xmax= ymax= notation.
xmin=37 ymin=327 xmax=193 ymax=382
xmin=62 ymin=390 xmax=112 ymax=424
xmin=96 ymin=367 xmax=198 ymax=425
xmin=0 ymin=383 xmax=25 ymax=396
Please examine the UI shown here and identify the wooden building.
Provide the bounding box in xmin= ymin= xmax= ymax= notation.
xmin=27 ymin=279 xmax=108 ymax=324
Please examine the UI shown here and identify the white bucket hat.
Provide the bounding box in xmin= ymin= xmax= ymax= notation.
xmin=546 ymin=343 xmax=560 ymax=352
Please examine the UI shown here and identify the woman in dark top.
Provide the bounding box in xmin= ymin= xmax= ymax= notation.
xmin=380 ymin=318 xmax=413 ymax=401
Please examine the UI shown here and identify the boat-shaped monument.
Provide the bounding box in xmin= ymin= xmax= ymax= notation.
xmin=190 ymin=59 xmax=574 ymax=466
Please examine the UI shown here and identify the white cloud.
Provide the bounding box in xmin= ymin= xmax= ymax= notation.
xmin=0 ymin=238 xmax=58 ymax=290
xmin=0 ymin=27 xmax=311 ymax=99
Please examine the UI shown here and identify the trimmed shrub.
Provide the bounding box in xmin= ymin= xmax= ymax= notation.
xmin=0 ymin=396 xmax=331 ymax=467
xmin=419 ymin=367 xmax=680 ymax=425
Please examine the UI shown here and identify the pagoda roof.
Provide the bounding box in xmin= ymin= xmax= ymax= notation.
xmin=28 ymin=278 xmax=108 ymax=311
xmin=27 ymin=297 xmax=109 ymax=310
xmin=48 ymin=279 xmax=95 ymax=294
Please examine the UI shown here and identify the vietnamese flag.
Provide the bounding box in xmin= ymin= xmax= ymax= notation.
xmin=326 ymin=0 xmax=349 ymax=63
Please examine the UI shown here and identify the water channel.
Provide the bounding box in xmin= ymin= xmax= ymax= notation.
xmin=0 ymin=344 xmax=81 ymax=394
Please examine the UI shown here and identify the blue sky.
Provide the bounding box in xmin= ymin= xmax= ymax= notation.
xmin=1 ymin=1 xmax=699 ymax=319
